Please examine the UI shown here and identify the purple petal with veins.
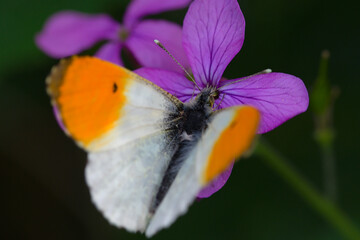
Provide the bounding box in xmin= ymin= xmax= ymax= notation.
xmin=35 ymin=11 xmax=119 ymax=58
xmin=219 ymin=72 xmax=309 ymax=134
xmin=124 ymin=0 xmax=192 ymax=28
xmin=126 ymin=20 xmax=189 ymax=73
xmin=183 ymin=0 xmax=245 ymax=87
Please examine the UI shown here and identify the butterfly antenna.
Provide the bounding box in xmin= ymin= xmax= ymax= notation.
xmin=218 ymin=69 xmax=272 ymax=90
xmin=154 ymin=39 xmax=201 ymax=91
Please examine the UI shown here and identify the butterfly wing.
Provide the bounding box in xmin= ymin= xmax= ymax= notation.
xmin=146 ymin=105 xmax=260 ymax=237
xmin=47 ymin=56 xmax=183 ymax=232
xmin=47 ymin=56 xmax=182 ymax=152
xmin=86 ymin=131 xmax=178 ymax=232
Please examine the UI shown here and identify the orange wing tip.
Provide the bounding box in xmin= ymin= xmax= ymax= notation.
xmin=202 ymin=106 xmax=260 ymax=185
xmin=46 ymin=56 xmax=134 ymax=149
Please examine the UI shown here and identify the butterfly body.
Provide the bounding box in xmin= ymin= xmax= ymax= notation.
xmin=150 ymin=87 xmax=216 ymax=213
xmin=47 ymin=56 xmax=259 ymax=237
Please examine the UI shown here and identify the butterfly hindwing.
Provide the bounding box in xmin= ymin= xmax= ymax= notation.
xmin=86 ymin=131 xmax=178 ymax=232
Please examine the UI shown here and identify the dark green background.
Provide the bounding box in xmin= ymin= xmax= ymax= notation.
xmin=1 ymin=0 xmax=359 ymax=239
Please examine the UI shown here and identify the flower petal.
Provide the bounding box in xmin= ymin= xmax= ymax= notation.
xmin=183 ymin=0 xmax=245 ymax=87
xmin=95 ymin=41 xmax=123 ymax=66
xmin=126 ymin=20 xmax=189 ymax=73
xmin=197 ymin=162 xmax=234 ymax=198
xmin=135 ymin=68 xmax=196 ymax=102
xmin=123 ymin=0 xmax=191 ymax=28
xmin=219 ymin=73 xmax=309 ymax=134
xmin=36 ymin=11 xmax=120 ymax=58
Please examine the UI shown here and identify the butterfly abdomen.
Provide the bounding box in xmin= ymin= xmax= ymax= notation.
xmin=150 ymin=138 xmax=196 ymax=213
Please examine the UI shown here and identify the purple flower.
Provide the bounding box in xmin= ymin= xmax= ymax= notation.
xmin=36 ymin=0 xmax=191 ymax=71
xmin=136 ymin=0 xmax=309 ymax=198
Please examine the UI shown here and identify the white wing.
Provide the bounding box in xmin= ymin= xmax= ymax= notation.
xmin=86 ymin=131 xmax=177 ymax=232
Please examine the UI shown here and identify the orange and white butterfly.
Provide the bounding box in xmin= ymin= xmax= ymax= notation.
xmin=47 ymin=56 xmax=259 ymax=237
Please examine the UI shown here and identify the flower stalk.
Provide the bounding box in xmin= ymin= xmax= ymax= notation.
xmin=311 ymin=50 xmax=340 ymax=202
xmin=255 ymin=139 xmax=360 ymax=240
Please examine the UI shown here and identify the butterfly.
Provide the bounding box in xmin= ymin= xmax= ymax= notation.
xmin=47 ymin=56 xmax=260 ymax=237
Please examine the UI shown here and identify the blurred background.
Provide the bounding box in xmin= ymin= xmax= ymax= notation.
xmin=1 ymin=0 xmax=359 ymax=239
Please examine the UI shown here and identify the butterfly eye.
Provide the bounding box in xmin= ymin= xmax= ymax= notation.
xmin=211 ymin=90 xmax=226 ymax=110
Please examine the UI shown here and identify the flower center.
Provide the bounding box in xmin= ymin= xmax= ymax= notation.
xmin=118 ymin=28 xmax=129 ymax=41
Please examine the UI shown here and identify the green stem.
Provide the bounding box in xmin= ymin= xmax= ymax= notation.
xmin=255 ymin=139 xmax=360 ymax=240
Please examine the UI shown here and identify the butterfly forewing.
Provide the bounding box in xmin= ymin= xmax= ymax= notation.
xmin=47 ymin=56 xmax=182 ymax=152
